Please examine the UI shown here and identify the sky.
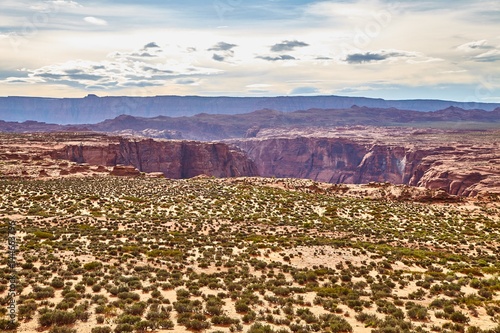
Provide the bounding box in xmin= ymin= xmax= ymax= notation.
xmin=0 ymin=0 xmax=499 ymax=102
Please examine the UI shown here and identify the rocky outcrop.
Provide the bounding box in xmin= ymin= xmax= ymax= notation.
xmin=110 ymin=165 xmax=141 ymax=177
xmin=410 ymin=158 xmax=499 ymax=196
xmin=51 ymin=138 xmax=258 ymax=179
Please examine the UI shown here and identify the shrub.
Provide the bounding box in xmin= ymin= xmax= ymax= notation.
xmin=38 ymin=310 xmax=77 ymax=327
xmin=124 ymin=302 xmax=147 ymax=316
xmin=320 ymin=314 xmax=353 ymax=333
xmin=117 ymin=314 xmax=142 ymax=325
xmin=84 ymin=261 xmax=103 ymax=271
xmin=450 ymin=311 xmax=470 ymax=324
xmin=74 ymin=284 xmax=86 ymax=293
xmin=466 ymin=326 xmax=482 ymax=333
xmin=235 ymin=301 xmax=250 ymax=313
xmin=479 ymin=288 xmax=493 ymax=299
xmin=0 ymin=319 xmax=20 ymax=331
xmin=355 ymin=312 xmax=379 ymax=327
xmin=184 ymin=319 xmax=211 ymax=331
xmin=407 ymin=304 xmax=428 ymax=321
xmin=117 ymin=292 xmax=140 ymax=302
xmin=34 ymin=231 xmax=55 ymax=239
xmin=92 ymin=327 xmax=112 ymax=333
xmin=51 ymin=278 xmax=65 ymax=289
xmin=212 ymin=315 xmax=237 ymax=326
xmin=18 ymin=299 xmax=38 ymax=320
xmin=32 ymin=286 xmax=55 ymax=299
xmin=247 ymin=322 xmax=277 ymax=333
xmin=157 ymin=319 xmax=174 ymax=329
xmin=114 ymin=323 xmax=134 ymax=333
xmin=49 ymin=327 xmax=77 ymax=333
xmin=134 ymin=320 xmax=153 ymax=332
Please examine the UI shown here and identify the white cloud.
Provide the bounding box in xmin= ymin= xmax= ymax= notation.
xmin=342 ymin=49 xmax=440 ymax=65
xmin=29 ymin=0 xmax=82 ymax=12
xmin=84 ymin=16 xmax=108 ymax=26
xmin=406 ymin=57 xmax=443 ymax=64
xmin=246 ymin=84 xmax=272 ymax=88
xmin=1 ymin=43 xmax=223 ymax=90
xmin=50 ymin=0 xmax=81 ymax=7
xmin=457 ymin=40 xmax=492 ymax=52
xmin=439 ymin=70 xmax=468 ymax=74
xmin=337 ymin=85 xmax=386 ymax=93
xmin=473 ymin=49 xmax=500 ymax=62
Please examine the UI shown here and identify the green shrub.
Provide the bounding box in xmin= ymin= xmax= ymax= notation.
xmin=450 ymin=311 xmax=470 ymax=324
xmin=91 ymin=327 xmax=112 ymax=333
xmin=407 ymin=305 xmax=428 ymax=321
xmin=51 ymin=278 xmax=65 ymax=289
xmin=320 ymin=314 xmax=353 ymax=333
xmin=49 ymin=327 xmax=77 ymax=333
xmin=247 ymin=322 xmax=277 ymax=333
xmin=38 ymin=310 xmax=77 ymax=327
xmin=83 ymin=261 xmax=103 ymax=271
xmin=184 ymin=318 xmax=211 ymax=331
xmin=114 ymin=323 xmax=134 ymax=333
xmin=34 ymin=230 xmax=54 ymax=239
xmin=212 ymin=315 xmax=237 ymax=326
xmin=117 ymin=314 xmax=142 ymax=325
xmin=0 ymin=319 xmax=20 ymax=331
xmin=157 ymin=319 xmax=174 ymax=329
xmin=117 ymin=292 xmax=141 ymax=302
xmin=124 ymin=302 xmax=147 ymax=316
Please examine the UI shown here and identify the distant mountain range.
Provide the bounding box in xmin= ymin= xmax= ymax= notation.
xmin=1 ymin=94 xmax=500 ymax=124
xmin=1 ymin=106 xmax=499 ymax=140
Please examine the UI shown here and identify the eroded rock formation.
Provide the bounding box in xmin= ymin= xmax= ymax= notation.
xmin=50 ymin=137 xmax=258 ymax=179
xmin=230 ymin=128 xmax=500 ymax=196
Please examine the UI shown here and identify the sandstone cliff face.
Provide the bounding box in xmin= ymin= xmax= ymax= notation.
xmin=51 ymin=138 xmax=258 ymax=179
xmin=409 ymin=155 xmax=499 ymax=196
xmin=234 ymin=137 xmax=366 ymax=183
xmin=234 ymin=138 xmax=418 ymax=185
xmin=232 ymin=136 xmax=500 ymax=197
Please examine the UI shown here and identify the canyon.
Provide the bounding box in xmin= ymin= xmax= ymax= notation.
xmin=230 ymin=127 xmax=500 ymax=197
xmin=1 ymin=102 xmax=499 ymax=197
xmin=0 ymin=133 xmax=257 ymax=180
xmin=1 ymin=127 xmax=498 ymax=197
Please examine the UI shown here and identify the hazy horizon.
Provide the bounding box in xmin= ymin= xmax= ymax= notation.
xmin=3 ymin=93 xmax=500 ymax=106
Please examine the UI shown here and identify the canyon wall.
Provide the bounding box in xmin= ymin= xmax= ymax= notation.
xmin=50 ymin=135 xmax=499 ymax=196
xmin=2 ymin=131 xmax=497 ymax=197
xmin=51 ymin=138 xmax=258 ymax=179
xmin=232 ymin=137 xmax=500 ymax=196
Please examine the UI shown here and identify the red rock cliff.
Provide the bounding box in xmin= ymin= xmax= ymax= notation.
xmin=51 ymin=138 xmax=258 ymax=179
xmin=232 ymin=136 xmax=500 ymax=197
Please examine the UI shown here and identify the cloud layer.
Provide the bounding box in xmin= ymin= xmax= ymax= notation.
xmin=0 ymin=0 xmax=499 ymax=102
